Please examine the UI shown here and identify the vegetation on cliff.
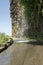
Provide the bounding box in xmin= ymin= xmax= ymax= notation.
xmin=10 ymin=0 xmax=43 ymax=39
xmin=20 ymin=0 xmax=43 ymax=39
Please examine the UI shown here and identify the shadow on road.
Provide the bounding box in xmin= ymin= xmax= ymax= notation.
xmin=26 ymin=41 xmax=43 ymax=46
xmin=0 ymin=45 xmax=9 ymax=53
xmin=0 ymin=40 xmax=43 ymax=53
xmin=0 ymin=38 xmax=14 ymax=53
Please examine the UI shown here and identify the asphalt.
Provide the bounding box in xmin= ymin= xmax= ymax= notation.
xmin=0 ymin=42 xmax=43 ymax=65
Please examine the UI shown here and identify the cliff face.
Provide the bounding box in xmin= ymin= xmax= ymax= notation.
xmin=10 ymin=0 xmax=22 ymax=38
xmin=10 ymin=0 xmax=43 ymax=39
xmin=10 ymin=0 xmax=29 ymax=38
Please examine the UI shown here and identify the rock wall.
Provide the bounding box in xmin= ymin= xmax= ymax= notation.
xmin=9 ymin=0 xmax=29 ymax=38
xmin=9 ymin=0 xmax=43 ymax=39
xmin=10 ymin=0 xmax=22 ymax=38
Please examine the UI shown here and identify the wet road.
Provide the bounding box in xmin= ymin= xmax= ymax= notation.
xmin=0 ymin=42 xmax=43 ymax=65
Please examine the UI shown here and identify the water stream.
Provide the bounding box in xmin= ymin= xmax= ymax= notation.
xmin=20 ymin=6 xmax=24 ymax=39
xmin=20 ymin=6 xmax=28 ymax=41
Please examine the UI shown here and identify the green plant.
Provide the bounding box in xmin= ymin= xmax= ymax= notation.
xmin=0 ymin=33 xmax=10 ymax=44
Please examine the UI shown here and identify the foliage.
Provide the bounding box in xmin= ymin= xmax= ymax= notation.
xmin=20 ymin=0 xmax=43 ymax=39
xmin=10 ymin=0 xmax=43 ymax=39
xmin=0 ymin=33 xmax=10 ymax=44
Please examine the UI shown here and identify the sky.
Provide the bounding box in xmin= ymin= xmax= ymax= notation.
xmin=0 ymin=0 xmax=12 ymax=36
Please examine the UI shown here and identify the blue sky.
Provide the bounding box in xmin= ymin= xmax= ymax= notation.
xmin=0 ymin=0 xmax=12 ymax=36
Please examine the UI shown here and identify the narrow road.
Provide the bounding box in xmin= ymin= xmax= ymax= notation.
xmin=0 ymin=42 xmax=43 ymax=65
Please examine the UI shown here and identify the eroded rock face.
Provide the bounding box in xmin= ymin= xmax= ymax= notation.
xmin=10 ymin=0 xmax=43 ymax=39
xmin=9 ymin=0 xmax=29 ymax=38
xmin=10 ymin=0 xmax=22 ymax=38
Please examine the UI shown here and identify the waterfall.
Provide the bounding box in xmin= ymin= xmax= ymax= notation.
xmin=20 ymin=6 xmax=25 ymax=40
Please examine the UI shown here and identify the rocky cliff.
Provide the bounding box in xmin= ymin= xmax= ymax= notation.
xmin=9 ymin=0 xmax=29 ymax=38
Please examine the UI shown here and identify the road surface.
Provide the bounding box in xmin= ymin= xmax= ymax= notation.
xmin=0 ymin=42 xmax=43 ymax=65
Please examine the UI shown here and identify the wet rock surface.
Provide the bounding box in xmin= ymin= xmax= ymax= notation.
xmin=10 ymin=0 xmax=29 ymax=38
